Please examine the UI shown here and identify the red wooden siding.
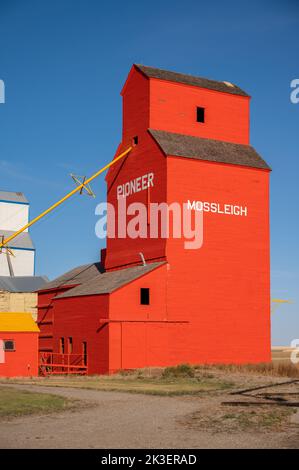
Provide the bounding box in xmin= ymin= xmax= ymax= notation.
xmin=0 ymin=332 xmax=39 ymax=377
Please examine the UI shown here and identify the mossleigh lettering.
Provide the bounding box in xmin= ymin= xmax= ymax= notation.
xmin=187 ymin=199 xmax=248 ymax=217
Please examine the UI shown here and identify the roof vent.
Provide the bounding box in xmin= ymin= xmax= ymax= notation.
xmin=223 ymin=81 xmax=235 ymax=88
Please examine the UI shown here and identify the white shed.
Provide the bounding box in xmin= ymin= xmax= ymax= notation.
xmin=0 ymin=190 xmax=35 ymax=276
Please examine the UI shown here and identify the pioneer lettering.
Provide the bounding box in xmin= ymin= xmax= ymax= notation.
xmin=117 ymin=173 xmax=154 ymax=198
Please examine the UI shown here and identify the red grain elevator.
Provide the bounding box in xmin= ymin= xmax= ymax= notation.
xmin=38 ymin=64 xmax=271 ymax=373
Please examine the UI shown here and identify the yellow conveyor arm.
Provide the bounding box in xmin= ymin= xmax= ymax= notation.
xmin=0 ymin=146 xmax=132 ymax=251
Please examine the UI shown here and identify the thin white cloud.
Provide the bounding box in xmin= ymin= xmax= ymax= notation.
xmin=0 ymin=159 xmax=65 ymax=189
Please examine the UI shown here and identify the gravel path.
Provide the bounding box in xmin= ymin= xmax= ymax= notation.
xmin=0 ymin=384 xmax=298 ymax=449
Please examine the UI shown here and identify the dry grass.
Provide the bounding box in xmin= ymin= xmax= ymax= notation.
xmin=182 ymin=405 xmax=295 ymax=434
xmin=194 ymin=361 xmax=299 ymax=379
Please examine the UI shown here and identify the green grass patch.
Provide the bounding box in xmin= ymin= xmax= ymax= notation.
xmin=162 ymin=363 xmax=195 ymax=379
xmin=0 ymin=370 xmax=235 ymax=396
xmin=0 ymin=386 xmax=77 ymax=418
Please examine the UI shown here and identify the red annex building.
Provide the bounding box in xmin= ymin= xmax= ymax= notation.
xmin=0 ymin=313 xmax=39 ymax=377
xmin=38 ymin=65 xmax=271 ymax=374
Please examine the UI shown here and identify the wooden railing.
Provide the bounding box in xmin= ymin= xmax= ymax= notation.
xmin=39 ymin=352 xmax=88 ymax=376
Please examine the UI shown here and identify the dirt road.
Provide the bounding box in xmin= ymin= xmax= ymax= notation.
xmin=0 ymin=383 xmax=298 ymax=449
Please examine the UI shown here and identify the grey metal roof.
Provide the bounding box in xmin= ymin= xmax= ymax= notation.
xmin=0 ymin=276 xmax=48 ymax=293
xmin=0 ymin=190 xmax=28 ymax=204
xmin=39 ymin=262 xmax=104 ymax=291
xmin=149 ymin=129 xmax=270 ymax=170
xmin=0 ymin=230 xmax=35 ymax=250
xmin=55 ymin=262 xmax=165 ymax=299
xmin=135 ymin=64 xmax=249 ymax=97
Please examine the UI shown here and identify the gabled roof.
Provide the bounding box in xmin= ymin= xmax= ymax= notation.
xmin=0 ymin=190 xmax=28 ymax=204
xmin=0 ymin=313 xmax=39 ymax=332
xmin=0 ymin=230 xmax=34 ymax=250
xmin=149 ymin=129 xmax=270 ymax=170
xmin=135 ymin=64 xmax=249 ymax=97
xmin=0 ymin=276 xmax=48 ymax=293
xmin=55 ymin=262 xmax=165 ymax=299
xmin=39 ymin=263 xmax=104 ymax=291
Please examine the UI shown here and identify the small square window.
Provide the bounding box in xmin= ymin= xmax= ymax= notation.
xmin=4 ymin=340 xmax=15 ymax=351
xmin=140 ymin=288 xmax=150 ymax=305
xmin=196 ymin=107 xmax=205 ymax=123
xmin=133 ymin=136 xmax=138 ymax=146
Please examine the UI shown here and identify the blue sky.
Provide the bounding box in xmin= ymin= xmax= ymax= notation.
xmin=0 ymin=0 xmax=298 ymax=345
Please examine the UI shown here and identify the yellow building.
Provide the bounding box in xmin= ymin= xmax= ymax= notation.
xmin=0 ymin=277 xmax=47 ymax=321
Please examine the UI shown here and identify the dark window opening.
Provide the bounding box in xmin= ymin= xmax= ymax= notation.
xmin=68 ymin=337 xmax=73 ymax=354
xmin=133 ymin=136 xmax=138 ymax=146
xmin=82 ymin=341 xmax=87 ymax=366
xmin=60 ymin=337 xmax=65 ymax=354
xmin=140 ymin=288 xmax=150 ymax=305
xmin=4 ymin=340 xmax=15 ymax=351
xmin=196 ymin=107 xmax=205 ymax=123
